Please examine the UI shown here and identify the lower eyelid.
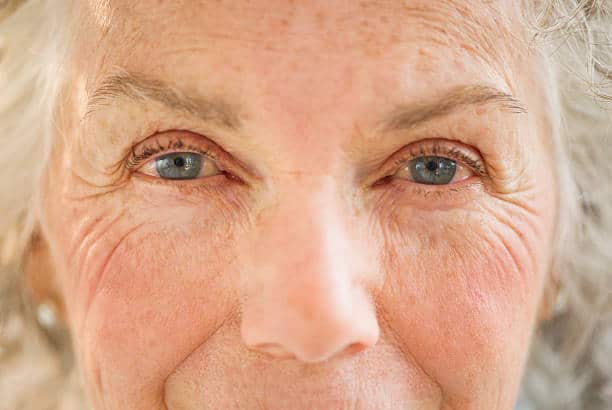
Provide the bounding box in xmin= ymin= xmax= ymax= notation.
xmin=131 ymin=171 xmax=236 ymax=197
xmin=382 ymin=175 xmax=484 ymax=204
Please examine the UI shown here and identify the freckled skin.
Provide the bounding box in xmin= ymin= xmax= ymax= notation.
xmin=40 ymin=0 xmax=557 ymax=409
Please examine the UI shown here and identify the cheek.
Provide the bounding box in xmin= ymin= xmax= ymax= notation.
xmin=378 ymin=198 xmax=553 ymax=403
xmin=81 ymin=227 xmax=236 ymax=396
xmin=47 ymin=189 xmax=245 ymax=406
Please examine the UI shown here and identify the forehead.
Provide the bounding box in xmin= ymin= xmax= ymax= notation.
xmin=77 ymin=0 xmax=524 ymax=75
xmin=70 ymin=0 xmax=538 ymax=153
xmin=89 ymin=1 xmax=516 ymax=41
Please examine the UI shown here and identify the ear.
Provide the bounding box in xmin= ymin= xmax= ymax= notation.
xmin=537 ymin=270 xmax=560 ymax=322
xmin=23 ymin=231 xmax=67 ymax=324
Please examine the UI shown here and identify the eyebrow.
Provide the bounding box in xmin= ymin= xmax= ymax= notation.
xmin=377 ymin=84 xmax=527 ymax=133
xmin=85 ymin=70 xmax=526 ymax=135
xmin=84 ymin=70 xmax=244 ymax=130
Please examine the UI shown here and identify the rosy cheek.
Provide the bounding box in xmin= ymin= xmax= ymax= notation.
xmin=65 ymin=221 xmax=238 ymax=406
xmin=377 ymin=200 xmax=551 ymax=402
xmin=48 ymin=185 xmax=247 ymax=405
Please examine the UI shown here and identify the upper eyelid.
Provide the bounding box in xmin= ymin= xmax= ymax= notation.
xmin=125 ymin=136 xmax=220 ymax=170
xmin=389 ymin=141 xmax=487 ymax=176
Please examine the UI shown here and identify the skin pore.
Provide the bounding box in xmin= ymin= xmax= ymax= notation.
xmin=36 ymin=0 xmax=558 ymax=408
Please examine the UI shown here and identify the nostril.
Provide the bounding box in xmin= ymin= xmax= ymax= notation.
xmin=345 ymin=342 xmax=367 ymax=355
xmin=251 ymin=343 xmax=296 ymax=359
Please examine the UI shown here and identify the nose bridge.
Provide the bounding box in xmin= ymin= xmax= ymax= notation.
xmin=257 ymin=177 xmax=350 ymax=285
xmin=239 ymin=178 xmax=380 ymax=363
xmin=263 ymin=184 xmax=352 ymax=315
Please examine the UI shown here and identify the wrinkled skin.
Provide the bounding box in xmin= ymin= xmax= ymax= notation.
xmin=38 ymin=0 xmax=558 ymax=409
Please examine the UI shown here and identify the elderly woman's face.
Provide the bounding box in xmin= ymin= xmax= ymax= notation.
xmin=41 ymin=0 xmax=558 ymax=408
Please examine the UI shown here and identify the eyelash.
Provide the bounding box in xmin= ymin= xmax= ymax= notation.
xmin=389 ymin=140 xmax=487 ymax=178
xmin=125 ymin=137 xmax=218 ymax=170
xmin=125 ymin=134 xmax=486 ymax=202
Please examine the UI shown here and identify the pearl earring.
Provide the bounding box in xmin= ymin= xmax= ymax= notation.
xmin=36 ymin=300 xmax=58 ymax=330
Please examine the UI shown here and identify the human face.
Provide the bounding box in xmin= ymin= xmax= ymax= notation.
xmin=41 ymin=0 xmax=558 ymax=408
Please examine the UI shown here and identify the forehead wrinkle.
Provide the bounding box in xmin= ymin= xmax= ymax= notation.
xmin=80 ymin=0 xmax=123 ymax=38
xmin=85 ymin=0 xmax=521 ymax=55
xmin=91 ymin=0 xmax=114 ymax=32
xmin=402 ymin=1 xmax=524 ymax=86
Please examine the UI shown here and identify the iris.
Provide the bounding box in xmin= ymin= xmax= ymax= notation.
xmin=155 ymin=152 xmax=203 ymax=180
xmin=408 ymin=156 xmax=457 ymax=185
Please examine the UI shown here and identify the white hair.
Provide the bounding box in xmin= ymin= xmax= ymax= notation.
xmin=0 ymin=1 xmax=611 ymax=409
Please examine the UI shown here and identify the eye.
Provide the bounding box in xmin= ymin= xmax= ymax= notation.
xmin=139 ymin=152 xmax=223 ymax=180
xmin=394 ymin=155 xmax=474 ymax=185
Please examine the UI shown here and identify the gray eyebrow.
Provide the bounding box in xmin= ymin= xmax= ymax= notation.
xmin=377 ymin=84 xmax=527 ymax=133
xmin=84 ymin=71 xmax=525 ymax=137
xmin=84 ymin=70 xmax=244 ymax=131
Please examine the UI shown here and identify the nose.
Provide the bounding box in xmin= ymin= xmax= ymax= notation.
xmin=239 ymin=181 xmax=380 ymax=363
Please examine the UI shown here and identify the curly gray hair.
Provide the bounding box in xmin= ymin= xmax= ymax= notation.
xmin=0 ymin=1 xmax=610 ymax=409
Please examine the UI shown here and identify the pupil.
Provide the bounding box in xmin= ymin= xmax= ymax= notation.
xmin=173 ymin=157 xmax=185 ymax=167
xmin=426 ymin=160 xmax=438 ymax=172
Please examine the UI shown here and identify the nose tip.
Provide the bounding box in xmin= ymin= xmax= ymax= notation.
xmin=240 ymin=286 xmax=380 ymax=363
xmin=239 ymin=182 xmax=380 ymax=364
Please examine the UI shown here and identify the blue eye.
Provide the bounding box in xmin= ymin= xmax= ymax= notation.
xmin=155 ymin=152 xmax=203 ymax=180
xmin=406 ymin=156 xmax=457 ymax=185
